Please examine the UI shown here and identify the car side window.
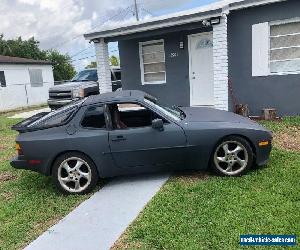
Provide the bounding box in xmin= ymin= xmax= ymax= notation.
xmin=81 ymin=106 xmax=106 ymax=129
xmin=111 ymin=70 xmax=121 ymax=82
xmin=114 ymin=70 xmax=121 ymax=81
xmin=108 ymin=103 xmax=167 ymax=130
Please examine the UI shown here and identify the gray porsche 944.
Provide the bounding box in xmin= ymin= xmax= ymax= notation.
xmin=11 ymin=90 xmax=272 ymax=194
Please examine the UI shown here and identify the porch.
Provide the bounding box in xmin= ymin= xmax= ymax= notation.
xmin=85 ymin=9 xmax=229 ymax=110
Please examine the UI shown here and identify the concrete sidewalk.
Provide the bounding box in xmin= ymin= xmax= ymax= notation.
xmin=25 ymin=173 xmax=170 ymax=250
xmin=8 ymin=107 xmax=51 ymax=119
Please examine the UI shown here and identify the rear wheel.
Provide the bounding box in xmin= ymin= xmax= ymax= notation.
xmin=52 ymin=152 xmax=98 ymax=194
xmin=211 ymin=136 xmax=253 ymax=176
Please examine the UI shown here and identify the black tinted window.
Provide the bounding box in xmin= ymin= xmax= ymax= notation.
xmin=43 ymin=108 xmax=76 ymax=126
xmin=81 ymin=106 xmax=106 ymax=129
xmin=72 ymin=70 xmax=98 ymax=82
xmin=28 ymin=99 xmax=85 ymax=129
xmin=29 ymin=107 xmax=77 ymax=128
xmin=114 ymin=71 xmax=121 ymax=81
xmin=0 ymin=71 xmax=6 ymax=87
xmin=111 ymin=70 xmax=121 ymax=81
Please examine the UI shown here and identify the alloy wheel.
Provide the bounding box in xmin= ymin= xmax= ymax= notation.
xmin=213 ymin=140 xmax=249 ymax=176
xmin=57 ymin=157 xmax=92 ymax=193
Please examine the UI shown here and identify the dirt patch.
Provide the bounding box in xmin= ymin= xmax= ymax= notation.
xmin=273 ymin=126 xmax=300 ymax=152
xmin=0 ymin=137 xmax=14 ymax=152
xmin=173 ymin=170 xmax=211 ymax=184
xmin=111 ymin=232 xmax=143 ymax=250
xmin=0 ymin=172 xmax=17 ymax=183
xmin=0 ymin=191 xmax=15 ymax=201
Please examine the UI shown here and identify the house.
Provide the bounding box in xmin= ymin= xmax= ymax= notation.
xmin=0 ymin=55 xmax=54 ymax=111
xmin=84 ymin=0 xmax=300 ymax=116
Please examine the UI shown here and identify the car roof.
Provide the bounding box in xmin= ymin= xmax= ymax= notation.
xmin=83 ymin=90 xmax=154 ymax=105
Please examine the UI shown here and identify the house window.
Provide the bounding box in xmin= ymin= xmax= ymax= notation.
xmin=270 ymin=20 xmax=300 ymax=74
xmin=29 ymin=69 xmax=43 ymax=87
xmin=0 ymin=71 xmax=6 ymax=87
xmin=139 ymin=40 xmax=166 ymax=84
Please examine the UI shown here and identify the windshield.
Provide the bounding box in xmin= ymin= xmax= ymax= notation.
xmin=72 ymin=69 xmax=98 ymax=82
xmin=144 ymin=99 xmax=184 ymax=121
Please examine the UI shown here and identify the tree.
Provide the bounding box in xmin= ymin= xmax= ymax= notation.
xmin=0 ymin=35 xmax=47 ymax=60
xmin=0 ymin=34 xmax=76 ymax=81
xmin=85 ymin=55 xmax=120 ymax=69
xmin=110 ymin=55 xmax=119 ymax=66
xmin=46 ymin=50 xmax=76 ymax=81
xmin=85 ymin=61 xmax=97 ymax=69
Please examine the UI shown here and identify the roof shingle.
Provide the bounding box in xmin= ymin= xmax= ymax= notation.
xmin=0 ymin=55 xmax=52 ymax=65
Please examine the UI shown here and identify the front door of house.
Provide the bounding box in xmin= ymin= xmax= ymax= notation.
xmin=189 ymin=32 xmax=214 ymax=106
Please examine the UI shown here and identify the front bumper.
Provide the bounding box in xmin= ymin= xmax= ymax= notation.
xmin=47 ymin=98 xmax=76 ymax=109
xmin=255 ymin=143 xmax=272 ymax=166
xmin=10 ymin=156 xmax=48 ymax=175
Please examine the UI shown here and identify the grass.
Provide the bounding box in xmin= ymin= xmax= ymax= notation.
xmin=0 ymin=115 xmax=95 ymax=250
xmin=113 ymin=117 xmax=300 ymax=250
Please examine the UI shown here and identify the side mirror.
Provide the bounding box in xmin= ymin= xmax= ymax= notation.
xmin=152 ymin=119 xmax=164 ymax=131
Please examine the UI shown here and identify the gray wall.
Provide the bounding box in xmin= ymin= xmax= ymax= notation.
xmin=228 ymin=0 xmax=300 ymax=116
xmin=118 ymin=24 xmax=211 ymax=106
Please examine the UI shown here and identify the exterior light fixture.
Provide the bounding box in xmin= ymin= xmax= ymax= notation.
xmin=202 ymin=19 xmax=211 ymax=26
xmin=92 ymin=38 xmax=101 ymax=44
xmin=210 ymin=17 xmax=221 ymax=25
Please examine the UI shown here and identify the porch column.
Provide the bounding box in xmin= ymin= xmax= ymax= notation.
xmin=94 ymin=38 xmax=112 ymax=93
xmin=213 ymin=14 xmax=229 ymax=111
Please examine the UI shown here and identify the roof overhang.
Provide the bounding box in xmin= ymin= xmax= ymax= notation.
xmin=84 ymin=9 xmax=222 ymax=40
xmin=0 ymin=61 xmax=52 ymax=66
xmin=84 ymin=0 xmax=287 ymax=41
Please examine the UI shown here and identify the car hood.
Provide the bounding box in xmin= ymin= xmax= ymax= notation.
xmin=49 ymin=81 xmax=97 ymax=91
xmin=180 ymin=107 xmax=256 ymax=124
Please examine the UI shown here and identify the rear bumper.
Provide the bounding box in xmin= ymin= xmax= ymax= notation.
xmin=10 ymin=156 xmax=49 ymax=175
xmin=47 ymin=98 xmax=77 ymax=109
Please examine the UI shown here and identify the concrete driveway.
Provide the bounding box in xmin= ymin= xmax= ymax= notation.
xmin=25 ymin=173 xmax=170 ymax=250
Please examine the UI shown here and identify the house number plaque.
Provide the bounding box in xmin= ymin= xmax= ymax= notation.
xmin=170 ymin=52 xmax=179 ymax=58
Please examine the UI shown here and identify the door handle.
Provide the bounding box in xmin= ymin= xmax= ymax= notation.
xmin=111 ymin=135 xmax=126 ymax=142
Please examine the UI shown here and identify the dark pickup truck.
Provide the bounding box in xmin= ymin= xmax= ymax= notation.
xmin=48 ymin=67 xmax=121 ymax=110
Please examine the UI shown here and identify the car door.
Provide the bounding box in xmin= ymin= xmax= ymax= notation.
xmin=75 ymin=105 xmax=115 ymax=176
xmin=108 ymin=102 xmax=187 ymax=169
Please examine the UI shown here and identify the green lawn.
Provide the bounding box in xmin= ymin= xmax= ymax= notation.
xmin=113 ymin=117 xmax=300 ymax=250
xmin=0 ymin=116 xmax=95 ymax=250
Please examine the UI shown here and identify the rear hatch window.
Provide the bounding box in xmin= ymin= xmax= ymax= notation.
xmin=12 ymin=99 xmax=86 ymax=132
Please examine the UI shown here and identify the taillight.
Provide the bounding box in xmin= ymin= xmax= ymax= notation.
xmin=16 ymin=143 xmax=23 ymax=156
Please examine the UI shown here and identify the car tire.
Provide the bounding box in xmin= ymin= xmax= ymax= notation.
xmin=52 ymin=152 xmax=99 ymax=195
xmin=211 ymin=136 xmax=253 ymax=177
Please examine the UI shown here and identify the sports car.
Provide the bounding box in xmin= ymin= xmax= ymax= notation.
xmin=11 ymin=90 xmax=272 ymax=194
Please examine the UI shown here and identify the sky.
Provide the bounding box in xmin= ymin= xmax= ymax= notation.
xmin=0 ymin=0 xmax=221 ymax=70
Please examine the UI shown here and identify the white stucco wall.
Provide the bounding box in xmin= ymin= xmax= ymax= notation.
xmin=0 ymin=64 xmax=54 ymax=111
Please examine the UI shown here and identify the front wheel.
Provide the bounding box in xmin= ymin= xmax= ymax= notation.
xmin=211 ymin=136 xmax=253 ymax=176
xmin=52 ymin=152 xmax=98 ymax=194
